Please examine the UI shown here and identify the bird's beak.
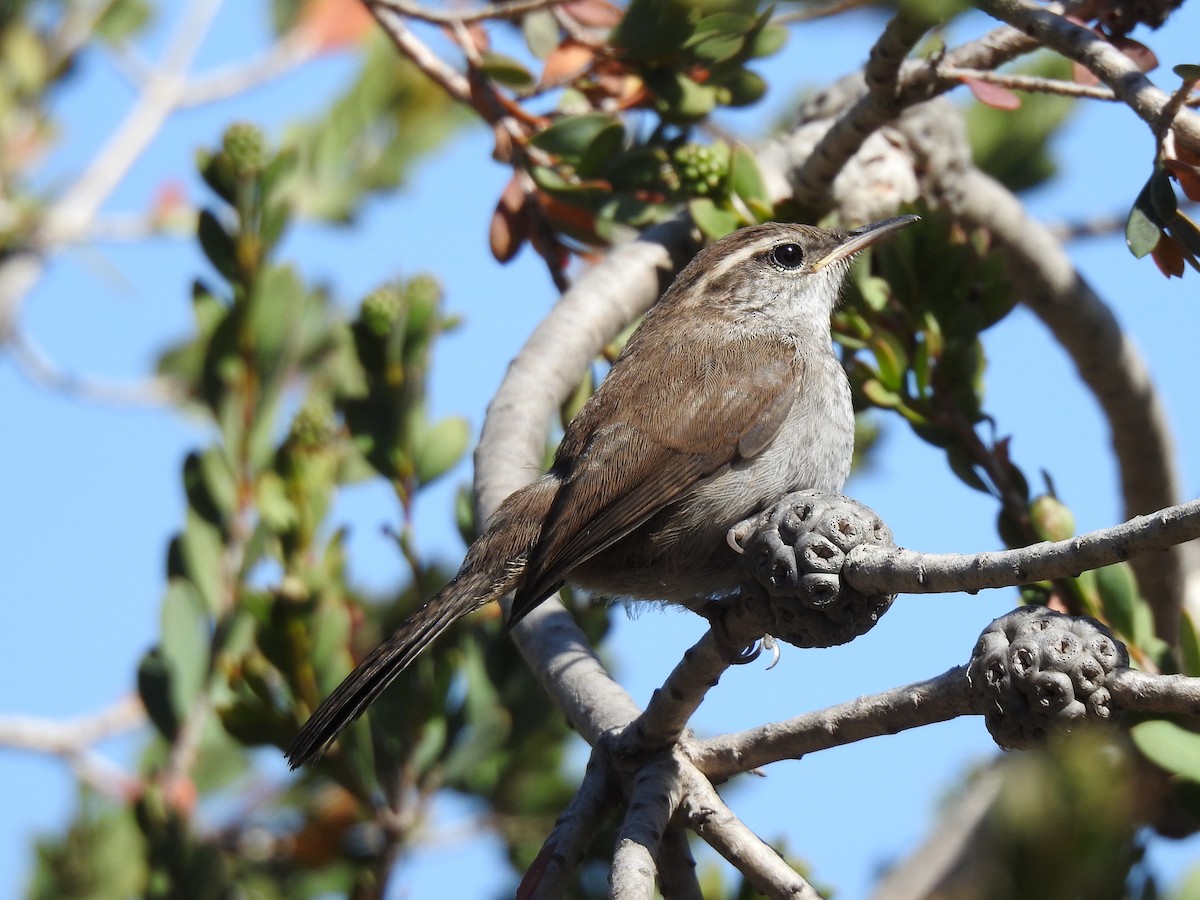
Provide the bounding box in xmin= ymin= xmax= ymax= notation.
xmin=811 ymin=214 xmax=920 ymax=271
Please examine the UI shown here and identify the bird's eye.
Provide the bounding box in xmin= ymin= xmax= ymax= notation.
xmin=770 ymin=243 xmax=805 ymax=270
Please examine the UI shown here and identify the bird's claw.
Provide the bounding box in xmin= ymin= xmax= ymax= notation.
xmin=729 ymin=634 xmax=780 ymax=668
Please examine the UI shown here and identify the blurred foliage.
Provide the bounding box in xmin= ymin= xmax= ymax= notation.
xmin=965 ymin=53 xmax=1076 ymax=194
xmin=934 ymin=734 xmax=1145 ymax=900
xmin=281 ymin=33 xmax=466 ymax=222
xmin=30 ymin=106 xmax=611 ymax=899
xmin=9 ymin=0 xmax=1200 ymax=897
xmin=837 ymin=209 xmax=1182 ymax=665
xmin=489 ymin=0 xmax=784 ymax=264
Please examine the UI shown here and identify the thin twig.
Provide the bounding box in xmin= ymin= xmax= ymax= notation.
xmin=773 ymin=0 xmax=875 ymax=25
xmin=373 ymin=0 xmax=565 ymax=25
xmin=937 ymin=65 xmax=1120 ymax=100
xmin=976 ymin=0 xmax=1200 ymax=152
xmin=928 ymin=165 xmax=1185 ymax=639
xmin=0 ymin=695 xmax=145 ymax=800
xmin=790 ymin=9 xmax=931 ymax=209
xmin=366 ymin=4 xmax=473 ymax=102
xmin=5 ymin=327 xmax=181 ymax=406
xmin=179 ymin=32 xmax=318 ymax=107
xmin=0 ymin=0 xmax=223 ymax=400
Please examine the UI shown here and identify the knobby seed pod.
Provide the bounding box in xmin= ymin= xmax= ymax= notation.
xmin=729 ymin=490 xmax=896 ymax=648
xmin=968 ymin=605 xmax=1129 ymax=750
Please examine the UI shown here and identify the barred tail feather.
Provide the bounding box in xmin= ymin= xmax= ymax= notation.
xmin=286 ymin=577 xmax=483 ymax=769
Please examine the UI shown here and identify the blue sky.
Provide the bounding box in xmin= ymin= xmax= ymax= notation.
xmin=2 ymin=2 xmax=1199 ymax=896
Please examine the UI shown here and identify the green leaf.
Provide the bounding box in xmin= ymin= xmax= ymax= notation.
xmin=1173 ymin=63 xmax=1200 ymax=81
xmin=256 ymin=471 xmax=298 ymax=532
xmin=1149 ymin=168 xmax=1179 ymax=223
xmin=688 ymin=197 xmax=739 ymax=240
xmin=861 ymin=377 xmax=903 ymax=409
xmin=1131 ymin=720 xmax=1200 ymax=783
xmin=1181 ymin=611 xmax=1200 ymax=677
xmin=522 ymin=9 xmax=561 ymax=59
xmin=259 ymin=146 xmax=298 ymax=199
xmin=1094 ymin=561 xmax=1145 ymax=644
xmin=691 ymin=32 xmax=745 ymax=65
xmin=197 ymin=209 xmax=238 ymax=281
xmin=531 ymin=113 xmax=621 ymax=160
xmin=161 ymin=581 xmax=211 ymax=716
xmin=648 ymin=71 xmax=717 ymax=121
xmin=690 ymin=12 xmax=754 ymax=37
xmin=1126 ymin=201 xmax=1162 ymax=258
xmin=612 ymin=0 xmax=696 ymax=61
xmin=414 ymin=416 xmax=470 ymax=484
xmin=182 ymin=508 xmax=225 ymax=615
xmin=138 ymin=649 xmax=180 ymax=740
xmin=94 ymin=0 xmax=152 ymax=44
xmin=870 ymin=331 xmax=909 ymax=393
xmin=947 ymin=446 xmax=991 ymax=494
xmin=716 ymin=68 xmax=767 ymax=107
xmin=479 ymin=52 xmax=536 ymax=89
xmin=190 ymin=280 xmax=226 ymax=336
xmin=577 ymin=121 xmax=628 ymax=178
xmin=196 ymin=149 xmax=237 ymax=207
xmin=729 ymin=145 xmax=769 ymax=207
xmin=750 ymin=23 xmax=788 ymax=58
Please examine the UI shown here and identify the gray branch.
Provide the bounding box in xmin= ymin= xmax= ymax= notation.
xmin=610 ymin=754 xmax=684 ymax=900
xmin=522 ymin=750 xmax=620 ymax=900
xmin=680 ymin=760 xmax=825 ymax=900
xmin=692 ymin=668 xmax=974 ymax=782
xmin=977 ymin=0 xmax=1200 ymax=152
xmin=843 ymin=497 xmax=1200 ymax=597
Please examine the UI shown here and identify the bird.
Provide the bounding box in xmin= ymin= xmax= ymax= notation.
xmin=287 ymin=215 xmax=917 ymax=768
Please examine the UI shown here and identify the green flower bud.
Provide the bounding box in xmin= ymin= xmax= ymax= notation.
xmin=222 ymin=122 xmax=268 ymax=179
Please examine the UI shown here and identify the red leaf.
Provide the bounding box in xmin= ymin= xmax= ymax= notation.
xmin=1164 ymin=159 xmax=1200 ymax=203
xmin=541 ymin=40 xmax=596 ymax=85
xmin=489 ymin=178 xmax=529 ymax=264
xmin=1072 ymin=60 xmax=1100 ymax=85
xmin=562 ymin=0 xmax=623 ymax=28
xmin=1150 ymin=234 xmax=1184 ymax=278
xmin=963 ymin=76 xmax=1022 ymax=110
xmin=1111 ymin=36 xmax=1158 ymax=73
xmin=296 ymin=0 xmax=374 ymax=53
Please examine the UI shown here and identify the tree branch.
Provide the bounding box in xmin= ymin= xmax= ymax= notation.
xmin=843 ymin=498 xmax=1200 ymax=597
xmin=680 ymin=759 xmax=825 ymax=900
xmin=976 ymin=0 xmax=1200 ymax=153
xmin=692 ymin=668 xmax=974 ymax=782
xmin=0 ymin=0 xmax=222 ymax=393
xmin=610 ymin=754 xmax=683 ymax=899
xmin=522 ymin=749 xmax=621 ymax=899
xmin=0 ymin=695 xmax=145 ymax=800
xmin=790 ymin=10 xmax=931 ymax=210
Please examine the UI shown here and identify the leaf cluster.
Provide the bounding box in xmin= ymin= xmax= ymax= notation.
xmin=31 ymin=121 xmax=606 ymax=898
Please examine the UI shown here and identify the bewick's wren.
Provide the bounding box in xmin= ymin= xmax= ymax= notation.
xmin=287 ymin=215 xmax=917 ymax=767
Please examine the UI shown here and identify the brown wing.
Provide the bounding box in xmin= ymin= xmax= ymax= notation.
xmin=509 ymin=334 xmax=802 ymax=622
